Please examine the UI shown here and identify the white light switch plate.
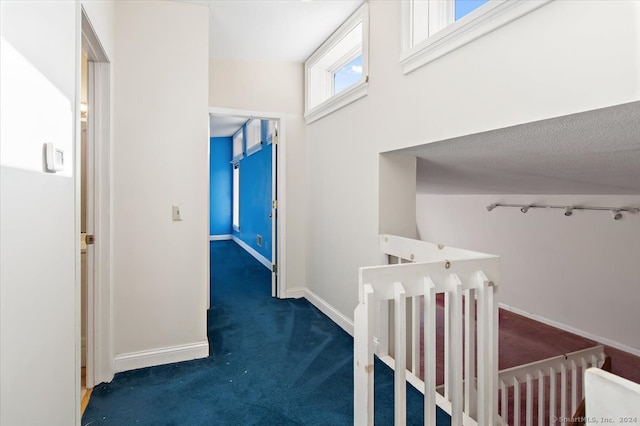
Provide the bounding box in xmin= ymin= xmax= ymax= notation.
xmin=172 ymin=205 xmax=182 ymax=221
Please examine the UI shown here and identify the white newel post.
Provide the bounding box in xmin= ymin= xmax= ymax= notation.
xmin=354 ymin=284 xmax=375 ymax=426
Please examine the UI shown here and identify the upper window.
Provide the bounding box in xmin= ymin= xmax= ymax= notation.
xmin=304 ymin=3 xmax=369 ymax=124
xmin=401 ymin=0 xmax=553 ymax=74
xmin=245 ymin=119 xmax=262 ymax=156
xmin=232 ymin=128 xmax=244 ymax=162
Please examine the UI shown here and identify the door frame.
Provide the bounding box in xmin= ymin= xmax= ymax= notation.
xmin=79 ymin=8 xmax=113 ymax=392
xmin=208 ymin=106 xmax=287 ymax=298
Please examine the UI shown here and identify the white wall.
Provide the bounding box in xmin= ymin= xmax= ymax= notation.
xmin=0 ymin=1 xmax=78 ymax=424
xmin=305 ymin=1 xmax=640 ymax=328
xmin=112 ymin=0 xmax=210 ymax=367
xmin=416 ymin=194 xmax=640 ymax=354
xmin=209 ymin=59 xmax=308 ymax=295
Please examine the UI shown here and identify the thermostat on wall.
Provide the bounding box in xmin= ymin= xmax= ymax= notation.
xmin=45 ymin=142 xmax=65 ymax=172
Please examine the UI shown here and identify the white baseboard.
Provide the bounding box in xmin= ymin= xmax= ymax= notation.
xmin=285 ymin=287 xmax=306 ymax=299
xmin=114 ymin=341 xmax=209 ymax=373
xmin=209 ymin=234 xmax=232 ymax=241
xmin=232 ymin=236 xmax=271 ymax=270
xmin=304 ymin=289 xmax=354 ymax=336
xmin=499 ymin=303 xmax=640 ymax=358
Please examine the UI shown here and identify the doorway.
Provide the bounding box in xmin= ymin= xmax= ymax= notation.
xmin=208 ymin=108 xmax=284 ymax=299
xmin=79 ymin=9 xmax=113 ymax=413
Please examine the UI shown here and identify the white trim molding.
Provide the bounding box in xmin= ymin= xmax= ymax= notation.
xmin=304 ymin=3 xmax=369 ymax=124
xmin=232 ymin=236 xmax=271 ymax=270
xmin=500 ymin=303 xmax=640 ymax=358
xmin=209 ymin=234 xmax=232 ymax=241
xmin=400 ymin=0 xmax=554 ymax=74
xmin=304 ymin=289 xmax=354 ymax=336
xmin=114 ymin=341 xmax=209 ymax=373
xmin=285 ymin=287 xmax=306 ymax=299
xmin=304 ymin=81 xmax=368 ymax=124
xmin=209 ymin=106 xmax=286 ymax=299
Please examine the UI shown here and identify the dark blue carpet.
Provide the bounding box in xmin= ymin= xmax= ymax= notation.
xmin=82 ymin=240 xmax=450 ymax=425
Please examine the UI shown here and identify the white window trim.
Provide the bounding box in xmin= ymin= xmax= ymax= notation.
xmin=304 ymin=3 xmax=369 ymax=124
xmin=400 ymin=0 xmax=554 ymax=75
xmin=232 ymin=162 xmax=240 ymax=231
xmin=232 ymin=127 xmax=244 ymax=163
xmin=245 ymin=118 xmax=262 ymax=157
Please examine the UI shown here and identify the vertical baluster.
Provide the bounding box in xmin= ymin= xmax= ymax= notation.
xmin=354 ymin=284 xmax=375 ymax=426
xmin=444 ymin=291 xmax=451 ymax=400
xmin=561 ymin=363 xmax=567 ymax=420
xmin=394 ymin=282 xmax=407 ymax=426
xmin=550 ymin=367 xmax=556 ymax=424
xmin=571 ymin=360 xmax=577 ymax=414
xmin=377 ymin=300 xmax=389 ymax=357
xmin=412 ymin=295 xmax=420 ymax=376
xmin=449 ymin=274 xmax=464 ymax=426
xmin=464 ymin=288 xmax=477 ymax=418
xmin=538 ymin=370 xmax=545 ymax=426
xmin=501 ymin=380 xmax=508 ymax=424
xmin=526 ymin=374 xmax=533 ymax=426
xmin=423 ymin=278 xmax=436 ymax=426
xmin=581 ymin=358 xmax=588 ymax=402
xmin=514 ymin=377 xmax=521 ymax=426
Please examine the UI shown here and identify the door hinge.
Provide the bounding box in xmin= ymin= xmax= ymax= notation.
xmin=272 ymin=200 xmax=278 ymax=209
xmin=86 ymin=234 xmax=95 ymax=245
xmin=272 ymin=264 xmax=278 ymax=273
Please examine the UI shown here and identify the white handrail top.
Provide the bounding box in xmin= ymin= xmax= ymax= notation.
xmin=380 ymin=234 xmax=498 ymax=262
xmin=359 ymin=257 xmax=499 ymax=302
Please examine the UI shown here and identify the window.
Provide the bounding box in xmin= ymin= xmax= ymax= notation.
xmin=304 ymin=3 xmax=369 ymax=124
xmin=232 ymin=127 xmax=244 ymax=162
xmin=232 ymin=163 xmax=240 ymax=231
xmin=400 ymin=0 xmax=553 ymax=74
xmin=333 ymin=54 xmax=363 ymax=95
xmin=245 ymin=119 xmax=261 ymax=156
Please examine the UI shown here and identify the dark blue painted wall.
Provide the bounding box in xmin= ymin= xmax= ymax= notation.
xmin=233 ymin=121 xmax=272 ymax=261
xmin=209 ymin=137 xmax=232 ymax=236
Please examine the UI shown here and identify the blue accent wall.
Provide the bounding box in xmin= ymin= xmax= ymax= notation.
xmin=209 ymin=137 xmax=232 ymax=236
xmin=233 ymin=121 xmax=272 ymax=261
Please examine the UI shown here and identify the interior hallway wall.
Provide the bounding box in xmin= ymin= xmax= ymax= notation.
xmin=0 ymin=2 xmax=78 ymax=423
xmin=209 ymin=59 xmax=307 ymax=294
xmin=416 ymin=194 xmax=640 ymax=353
xmin=305 ymin=1 xmax=640 ymax=328
xmin=112 ymin=0 xmax=210 ymax=368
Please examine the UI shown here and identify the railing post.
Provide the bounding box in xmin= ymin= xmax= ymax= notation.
xmin=465 ymin=287 xmax=477 ymax=418
xmin=354 ymin=284 xmax=375 ymax=426
xmin=423 ymin=277 xmax=437 ymax=426
xmin=449 ymin=274 xmax=464 ymax=426
xmin=394 ymin=281 xmax=407 ymax=425
xmin=476 ymin=271 xmax=498 ymax=426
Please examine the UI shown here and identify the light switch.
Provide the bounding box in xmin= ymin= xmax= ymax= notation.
xmin=172 ymin=205 xmax=182 ymax=221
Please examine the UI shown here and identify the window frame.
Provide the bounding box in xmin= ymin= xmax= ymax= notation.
xmin=245 ymin=118 xmax=262 ymax=156
xmin=232 ymin=127 xmax=244 ymax=163
xmin=304 ymin=3 xmax=369 ymax=124
xmin=400 ymin=0 xmax=554 ymax=75
xmin=232 ymin=162 xmax=240 ymax=231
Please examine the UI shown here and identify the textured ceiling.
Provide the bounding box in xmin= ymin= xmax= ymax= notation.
xmin=203 ymin=0 xmax=363 ymax=62
xmin=395 ymin=102 xmax=640 ymax=195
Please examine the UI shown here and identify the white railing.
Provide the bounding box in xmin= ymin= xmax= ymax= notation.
xmin=354 ymin=234 xmax=500 ymax=425
xmin=497 ymin=345 xmax=607 ymax=426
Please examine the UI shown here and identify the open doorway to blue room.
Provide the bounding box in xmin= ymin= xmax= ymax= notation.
xmin=208 ymin=113 xmax=279 ymax=303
